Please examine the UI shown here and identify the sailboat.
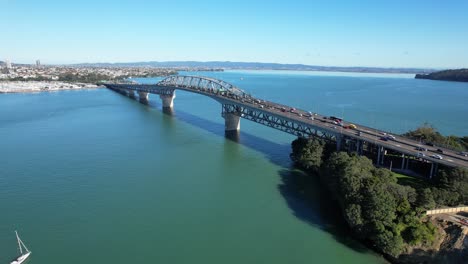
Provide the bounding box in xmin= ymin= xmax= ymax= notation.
xmin=10 ymin=231 xmax=31 ymax=264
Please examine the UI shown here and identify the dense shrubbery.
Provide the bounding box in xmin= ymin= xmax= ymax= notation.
xmin=431 ymin=167 xmax=468 ymax=206
xmin=403 ymin=123 xmax=467 ymax=151
xmin=289 ymin=138 xmax=468 ymax=257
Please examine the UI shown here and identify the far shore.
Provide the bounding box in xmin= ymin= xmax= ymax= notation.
xmin=0 ymin=81 xmax=103 ymax=94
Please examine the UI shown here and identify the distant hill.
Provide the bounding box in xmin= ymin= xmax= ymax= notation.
xmin=415 ymin=69 xmax=468 ymax=82
xmin=72 ymin=61 xmax=435 ymax=74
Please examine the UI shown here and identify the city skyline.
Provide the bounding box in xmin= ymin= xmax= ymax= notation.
xmin=2 ymin=0 xmax=468 ymax=68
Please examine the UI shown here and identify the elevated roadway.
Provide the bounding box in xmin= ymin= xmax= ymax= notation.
xmin=104 ymin=75 xmax=468 ymax=171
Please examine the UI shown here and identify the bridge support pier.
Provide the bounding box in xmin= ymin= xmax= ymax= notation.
xmin=224 ymin=113 xmax=240 ymax=132
xmin=336 ymin=135 xmax=343 ymax=151
xmin=376 ymin=146 xmax=385 ymax=165
xmin=401 ymin=154 xmax=405 ymax=170
xmin=429 ymin=163 xmax=438 ymax=179
xmin=160 ymin=93 xmax=175 ymax=108
xmin=138 ymin=92 xmax=149 ymax=103
xmin=127 ymin=90 xmax=135 ymax=98
xmin=356 ymin=140 xmax=363 ymax=155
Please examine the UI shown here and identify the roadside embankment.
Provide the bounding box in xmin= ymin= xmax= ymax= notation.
xmin=397 ymin=213 xmax=468 ymax=263
xmin=0 ymin=81 xmax=102 ymax=93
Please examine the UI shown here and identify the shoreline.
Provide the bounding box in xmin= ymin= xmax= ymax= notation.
xmin=0 ymin=81 xmax=103 ymax=94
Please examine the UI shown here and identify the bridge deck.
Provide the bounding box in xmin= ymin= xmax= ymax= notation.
xmin=104 ymin=79 xmax=468 ymax=170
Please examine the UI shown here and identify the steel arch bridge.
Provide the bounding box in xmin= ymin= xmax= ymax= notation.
xmin=157 ymin=75 xmax=250 ymax=98
xmin=103 ymin=75 xmax=468 ymax=173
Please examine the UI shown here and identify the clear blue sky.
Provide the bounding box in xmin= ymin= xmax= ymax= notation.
xmin=2 ymin=0 xmax=468 ymax=68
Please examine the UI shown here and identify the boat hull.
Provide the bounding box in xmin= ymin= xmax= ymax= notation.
xmin=10 ymin=251 xmax=31 ymax=264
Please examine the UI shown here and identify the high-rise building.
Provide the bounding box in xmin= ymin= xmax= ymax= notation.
xmin=36 ymin=60 xmax=41 ymax=67
xmin=5 ymin=60 xmax=12 ymax=69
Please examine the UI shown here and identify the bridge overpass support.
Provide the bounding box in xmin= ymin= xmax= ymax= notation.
xmin=401 ymin=154 xmax=406 ymax=170
xmin=160 ymin=93 xmax=175 ymax=108
xmin=138 ymin=92 xmax=149 ymax=103
xmin=355 ymin=140 xmax=363 ymax=155
xmin=127 ymin=90 xmax=136 ymax=98
xmin=376 ymin=146 xmax=385 ymax=165
xmin=336 ymin=135 xmax=343 ymax=151
xmin=224 ymin=113 xmax=240 ymax=132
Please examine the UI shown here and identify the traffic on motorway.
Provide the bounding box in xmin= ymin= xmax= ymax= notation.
xmin=200 ymin=86 xmax=468 ymax=168
xmin=121 ymin=81 xmax=468 ymax=169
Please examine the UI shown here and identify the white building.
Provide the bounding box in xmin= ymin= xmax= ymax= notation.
xmin=5 ymin=60 xmax=11 ymax=69
xmin=36 ymin=60 xmax=41 ymax=67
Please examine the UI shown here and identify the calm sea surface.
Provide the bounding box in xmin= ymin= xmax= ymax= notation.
xmin=1 ymin=70 xmax=467 ymax=263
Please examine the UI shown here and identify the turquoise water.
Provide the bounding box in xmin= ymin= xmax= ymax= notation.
xmin=1 ymin=70 xmax=467 ymax=263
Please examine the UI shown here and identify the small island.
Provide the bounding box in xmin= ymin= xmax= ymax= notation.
xmin=415 ymin=69 xmax=468 ymax=82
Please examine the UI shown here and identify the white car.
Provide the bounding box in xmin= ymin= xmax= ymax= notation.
xmin=417 ymin=152 xmax=425 ymax=158
xmin=387 ymin=135 xmax=396 ymax=140
xmin=431 ymin=154 xmax=443 ymax=160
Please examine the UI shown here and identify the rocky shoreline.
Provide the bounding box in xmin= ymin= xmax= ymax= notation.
xmin=0 ymin=81 xmax=102 ymax=94
xmin=396 ymin=213 xmax=468 ymax=263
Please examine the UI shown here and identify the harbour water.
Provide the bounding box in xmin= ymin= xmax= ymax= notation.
xmin=1 ymin=70 xmax=467 ymax=263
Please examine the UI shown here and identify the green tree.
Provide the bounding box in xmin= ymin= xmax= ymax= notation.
xmin=290 ymin=137 xmax=324 ymax=172
xmin=415 ymin=188 xmax=436 ymax=210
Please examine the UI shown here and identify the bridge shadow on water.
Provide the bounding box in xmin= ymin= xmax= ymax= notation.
xmin=142 ymin=102 xmax=373 ymax=255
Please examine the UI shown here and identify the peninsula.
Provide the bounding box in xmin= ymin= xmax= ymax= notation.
xmin=415 ymin=69 xmax=468 ymax=82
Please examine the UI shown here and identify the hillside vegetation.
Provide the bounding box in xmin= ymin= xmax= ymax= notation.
xmin=290 ymin=137 xmax=467 ymax=258
xmin=415 ymin=69 xmax=468 ymax=82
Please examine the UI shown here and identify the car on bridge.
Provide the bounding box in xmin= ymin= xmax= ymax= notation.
xmin=415 ymin=146 xmax=428 ymax=151
xmin=431 ymin=154 xmax=443 ymax=160
xmin=417 ymin=152 xmax=426 ymax=158
xmin=459 ymin=152 xmax=468 ymax=157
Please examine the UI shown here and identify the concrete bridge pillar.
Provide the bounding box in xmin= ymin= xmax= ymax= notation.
xmin=429 ymin=163 xmax=435 ymax=179
xmin=376 ymin=146 xmax=385 ymax=165
xmin=160 ymin=92 xmax=176 ymax=108
xmin=381 ymin=147 xmax=386 ymax=165
xmin=336 ymin=135 xmax=343 ymax=151
xmin=138 ymin=91 xmax=149 ymax=103
xmin=401 ymin=154 xmax=405 ymax=170
xmin=356 ymin=140 xmax=363 ymax=155
xmin=224 ymin=113 xmax=240 ymax=132
xmin=429 ymin=163 xmax=438 ymax=179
